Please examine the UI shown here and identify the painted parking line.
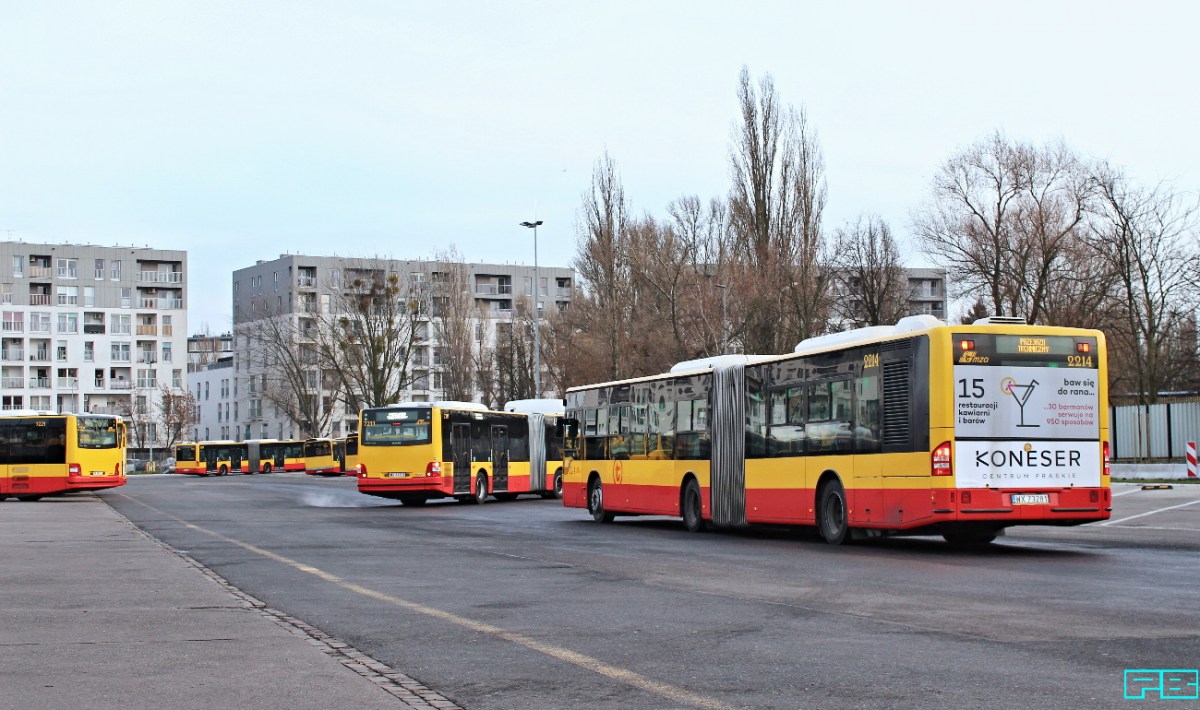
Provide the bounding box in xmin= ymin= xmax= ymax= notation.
xmin=1098 ymin=499 xmax=1200 ymax=527
xmin=122 ymin=497 xmax=734 ymax=710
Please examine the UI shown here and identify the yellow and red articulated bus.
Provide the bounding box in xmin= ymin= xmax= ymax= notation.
xmin=175 ymin=441 xmax=247 ymax=476
xmin=0 ymin=412 xmax=127 ymax=501
xmin=356 ymin=401 xmax=562 ymax=506
xmin=304 ymin=437 xmax=341 ymax=476
xmin=562 ymin=315 xmax=1111 ymax=546
xmin=242 ymin=439 xmax=305 ymax=473
xmin=504 ymin=399 xmax=567 ymax=499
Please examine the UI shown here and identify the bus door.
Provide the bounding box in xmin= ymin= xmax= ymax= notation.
xmin=452 ymin=423 xmax=472 ymax=494
xmin=491 ymin=425 xmax=509 ymax=492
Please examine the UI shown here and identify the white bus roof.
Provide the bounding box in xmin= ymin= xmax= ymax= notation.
xmin=504 ymin=399 xmax=565 ymax=415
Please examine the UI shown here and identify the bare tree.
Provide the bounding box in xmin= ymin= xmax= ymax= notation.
xmin=312 ymin=262 xmax=424 ymax=411
xmin=240 ymin=301 xmax=330 ymax=438
xmin=912 ymin=132 xmax=1095 ymax=324
xmin=729 ymin=66 xmax=830 ymax=352
xmin=431 ymin=248 xmax=478 ymax=402
xmin=574 ymin=152 xmax=633 ymax=380
xmin=832 ymin=215 xmax=910 ymax=327
xmin=156 ymin=385 xmax=198 ymax=450
xmin=1089 ymin=165 xmax=1200 ymax=402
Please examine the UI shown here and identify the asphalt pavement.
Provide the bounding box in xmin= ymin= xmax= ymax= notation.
xmin=0 ymin=490 xmax=460 ymax=710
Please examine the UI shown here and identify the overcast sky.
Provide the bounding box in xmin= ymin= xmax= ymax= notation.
xmin=2 ymin=1 xmax=1197 ymax=332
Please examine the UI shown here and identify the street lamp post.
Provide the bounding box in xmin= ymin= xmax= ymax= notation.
xmin=520 ymin=220 xmax=543 ymax=396
xmin=715 ymin=283 xmax=729 ymax=354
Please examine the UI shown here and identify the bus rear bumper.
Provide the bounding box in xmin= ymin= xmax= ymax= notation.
xmin=358 ymin=475 xmax=450 ymax=498
xmin=4 ymin=473 xmax=126 ymax=496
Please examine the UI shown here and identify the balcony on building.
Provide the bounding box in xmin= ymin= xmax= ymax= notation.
xmin=84 ymin=313 xmax=105 ymax=334
xmin=136 ymin=377 xmax=157 ymax=388
xmin=29 ymin=377 xmax=51 ymax=389
xmin=297 ymin=267 xmax=318 ymax=288
xmin=137 ymin=324 xmax=158 ymax=336
xmin=137 ymin=270 xmax=184 ymax=284
xmin=474 ymin=275 xmax=513 ymax=297
xmin=57 ymin=377 xmax=79 ymax=390
xmin=110 ymin=379 xmax=132 ymax=390
xmin=2 ymin=376 xmax=24 ymax=388
xmin=28 ymin=255 xmax=52 ymax=279
xmin=2 ymin=348 xmax=23 ymax=362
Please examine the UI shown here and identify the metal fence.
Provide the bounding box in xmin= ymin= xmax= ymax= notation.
xmin=1110 ymin=401 xmax=1200 ymax=461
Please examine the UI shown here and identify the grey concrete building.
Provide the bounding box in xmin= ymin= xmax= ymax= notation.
xmin=0 ymin=242 xmax=188 ymax=448
xmin=230 ymin=254 xmax=574 ymax=440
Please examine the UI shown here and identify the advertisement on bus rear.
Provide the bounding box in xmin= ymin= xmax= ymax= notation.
xmin=953 ymin=355 xmax=1101 ymax=488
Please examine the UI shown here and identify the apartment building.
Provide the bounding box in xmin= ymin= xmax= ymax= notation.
xmin=0 ymin=242 xmax=188 ymax=444
xmin=229 ymin=254 xmax=574 ymax=440
xmin=830 ymin=266 xmax=948 ymax=326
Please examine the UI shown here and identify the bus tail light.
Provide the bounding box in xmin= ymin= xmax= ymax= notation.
xmin=932 ymin=442 xmax=953 ymax=476
xmin=426 ymin=461 xmax=442 ymax=476
xmin=68 ymin=463 xmax=81 ymax=476
xmin=357 ymin=463 xmax=366 ymax=477
xmin=1103 ymin=441 xmax=1111 ymax=478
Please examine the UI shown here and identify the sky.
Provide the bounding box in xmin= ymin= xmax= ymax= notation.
xmin=2 ymin=1 xmax=1198 ymax=332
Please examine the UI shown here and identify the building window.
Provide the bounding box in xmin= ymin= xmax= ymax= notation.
xmin=121 ymin=287 xmax=131 ymax=308
xmin=57 ymin=258 xmax=78 ymax=279
xmin=56 ymin=286 xmax=78 ymax=305
xmin=12 ymin=256 xmax=23 ymax=278
xmin=110 ymin=260 xmax=122 ymax=280
xmin=111 ymin=343 xmax=130 ymax=362
xmin=110 ymin=314 xmax=131 ymax=334
xmin=95 ymin=259 xmax=105 ymax=280
xmin=162 ymin=342 xmax=172 ymax=363
xmin=56 ymin=340 xmax=67 ymax=361
xmin=172 ymin=369 xmax=182 ymax=388
xmin=30 ymin=312 xmax=51 ymax=333
xmin=83 ymin=341 xmax=94 ymax=362
xmin=56 ymin=312 xmax=78 ymax=333
xmin=83 ymin=286 xmax=95 ymax=307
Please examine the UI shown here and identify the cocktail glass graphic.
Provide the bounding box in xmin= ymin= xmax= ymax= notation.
xmin=1001 ymin=377 xmax=1040 ymax=427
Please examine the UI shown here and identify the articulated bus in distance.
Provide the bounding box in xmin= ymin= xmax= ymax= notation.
xmin=243 ymin=439 xmax=305 ymax=473
xmin=304 ymin=438 xmax=340 ymax=476
xmin=176 ymin=441 xmax=248 ymax=476
xmin=505 ymin=399 xmax=567 ymax=499
xmin=357 ymin=401 xmax=563 ymax=505
xmin=336 ymin=433 xmax=359 ymax=477
xmin=0 ymin=412 xmax=127 ymax=501
xmin=562 ymin=315 xmax=1111 ymax=546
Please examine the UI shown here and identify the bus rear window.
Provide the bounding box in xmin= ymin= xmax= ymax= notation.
xmin=77 ymin=417 xmax=119 ymax=449
xmin=362 ymin=408 xmax=432 ymax=446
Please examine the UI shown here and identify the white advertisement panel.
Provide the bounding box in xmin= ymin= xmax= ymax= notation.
xmin=954 ymin=364 xmax=1099 ymax=439
xmin=955 ymin=440 xmax=1102 ymax=488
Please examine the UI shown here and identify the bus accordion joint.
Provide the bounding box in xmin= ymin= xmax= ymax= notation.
xmin=932 ymin=442 xmax=953 ymax=476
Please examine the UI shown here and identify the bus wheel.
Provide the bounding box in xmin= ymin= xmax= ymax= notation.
xmin=553 ymin=470 xmax=563 ymax=499
xmin=682 ymin=478 xmax=706 ymax=533
xmin=399 ymin=496 xmax=426 ymax=507
xmin=472 ymin=473 xmax=488 ymax=504
xmin=588 ymin=478 xmax=615 ymax=523
xmin=218 ymin=464 xmax=229 ymax=476
xmin=817 ymin=479 xmax=850 ymax=545
xmin=17 ymin=495 xmax=43 ymax=502
xmin=943 ymin=528 xmax=998 ymax=547
xmin=263 ymin=463 xmax=273 ymax=474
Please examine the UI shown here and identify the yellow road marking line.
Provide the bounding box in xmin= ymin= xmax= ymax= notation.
xmin=125 ymin=497 xmax=733 ymax=710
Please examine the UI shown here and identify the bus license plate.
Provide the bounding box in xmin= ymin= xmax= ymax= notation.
xmin=385 ymin=472 xmax=410 ymax=478
xmin=1012 ymin=494 xmax=1049 ymax=505
xmin=90 ymin=471 xmax=106 ymax=476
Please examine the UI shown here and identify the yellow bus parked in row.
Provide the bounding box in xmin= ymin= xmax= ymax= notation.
xmin=0 ymin=412 xmax=127 ymax=501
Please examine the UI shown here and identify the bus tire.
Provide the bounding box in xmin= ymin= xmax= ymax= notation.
xmin=818 ymin=479 xmax=850 ymax=545
xmin=553 ymin=470 xmax=563 ymax=499
xmin=471 ymin=473 xmax=488 ymax=504
xmin=588 ymin=478 xmax=615 ymax=523
xmin=943 ymin=528 xmax=998 ymax=547
xmin=682 ymin=478 xmax=706 ymax=533
xmin=263 ymin=463 xmax=273 ymax=474
xmin=17 ymin=495 xmax=43 ymax=502
xmin=218 ymin=464 xmax=229 ymax=476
